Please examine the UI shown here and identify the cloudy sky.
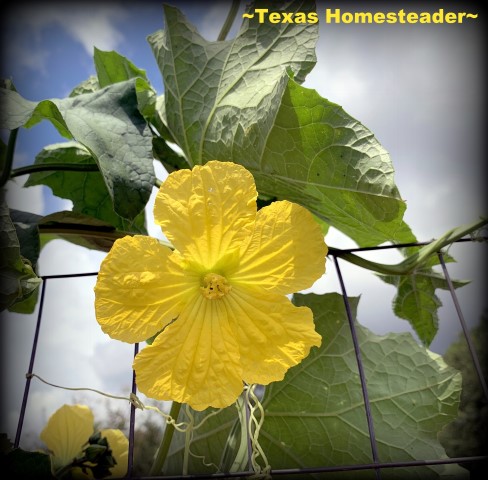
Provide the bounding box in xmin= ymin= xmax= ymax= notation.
xmin=1 ymin=1 xmax=486 ymax=449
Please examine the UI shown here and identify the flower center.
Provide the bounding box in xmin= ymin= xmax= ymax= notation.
xmin=201 ymin=273 xmax=231 ymax=300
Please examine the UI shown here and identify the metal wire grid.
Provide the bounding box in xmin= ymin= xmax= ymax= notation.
xmin=12 ymin=238 xmax=488 ymax=479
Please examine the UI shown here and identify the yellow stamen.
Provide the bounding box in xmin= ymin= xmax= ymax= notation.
xmin=201 ymin=273 xmax=231 ymax=299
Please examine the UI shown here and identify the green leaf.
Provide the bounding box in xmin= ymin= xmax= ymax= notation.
xmin=1 ymin=446 xmax=53 ymax=479
xmin=379 ymin=261 xmax=469 ymax=346
xmin=149 ymin=1 xmax=318 ymax=167
xmin=94 ymin=47 xmax=149 ymax=87
xmin=255 ymin=78 xmax=415 ymax=245
xmin=152 ymin=3 xmax=413 ymax=245
xmin=0 ymin=196 xmax=41 ymax=312
xmin=93 ymin=48 xmax=157 ymax=123
xmin=255 ymin=293 xmax=464 ymax=478
xmin=4 ymin=209 xmax=42 ymax=314
xmin=7 ymin=284 xmax=40 ymax=314
xmin=25 ymin=142 xmax=147 ymax=235
xmin=9 ymin=209 xmax=42 ymax=266
xmin=69 ymin=75 xmax=100 ymax=97
xmin=163 ymin=406 xmax=237 ymax=475
xmin=439 ymin=313 xmax=488 ymax=465
xmin=0 ymin=80 xmax=155 ymax=221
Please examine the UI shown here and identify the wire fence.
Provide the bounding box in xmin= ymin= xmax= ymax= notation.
xmin=12 ymin=237 xmax=488 ymax=479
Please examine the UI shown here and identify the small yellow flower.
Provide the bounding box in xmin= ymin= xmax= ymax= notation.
xmin=95 ymin=161 xmax=327 ymax=411
xmin=40 ymin=404 xmax=128 ymax=478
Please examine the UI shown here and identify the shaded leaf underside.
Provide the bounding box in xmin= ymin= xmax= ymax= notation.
xmin=151 ymin=1 xmax=414 ymax=246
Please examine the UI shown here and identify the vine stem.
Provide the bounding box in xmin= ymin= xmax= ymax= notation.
xmin=149 ymin=401 xmax=182 ymax=475
xmin=330 ymin=217 xmax=487 ymax=276
xmin=10 ymin=162 xmax=163 ymax=189
xmin=10 ymin=162 xmax=99 ymax=177
xmin=0 ymin=128 xmax=19 ymax=187
xmin=217 ymin=0 xmax=240 ymax=41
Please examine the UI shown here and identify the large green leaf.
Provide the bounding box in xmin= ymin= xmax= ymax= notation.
xmin=25 ymin=142 xmax=146 ymax=235
xmin=162 ymin=293 xmax=464 ymax=478
xmin=149 ymin=0 xmax=318 ymax=167
xmin=0 ymin=80 xmax=154 ymax=221
xmin=151 ymin=2 xmax=412 ymax=245
xmin=257 ymin=293 xmax=464 ymax=478
xmin=255 ymin=78 xmax=414 ymax=245
xmin=0 ymin=197 xmax=41 ymax=312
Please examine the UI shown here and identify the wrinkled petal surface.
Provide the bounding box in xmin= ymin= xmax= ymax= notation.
xmin=133 ymin=293 xmax=244 ymax=410
xmin=232 ymin=200 xmax=327 ymax=295
xmin=95 ymin=235 xmax=197 ymax=343
xmin=153 ymin=161 xmax=257 ymax=269
xmin=226 ymin=286 xmax=322 ymax=385
xmin=40 ymin=404 xmax=93 ymax=471
xmin=101 ymin=429 xmax=128 ymax=478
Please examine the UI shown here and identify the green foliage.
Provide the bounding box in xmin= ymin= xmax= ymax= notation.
xmin=163 ymin=293 xmax=464 ymax=478
xmin=380 ymin=265 xmax=469 ymax=345
xmin=94 ymin=47 xmax=149 ymax=88
xmin=439 ymin=313 xmax=488 ymax=477
xmin=149 ymin=2 xmax=318 ymax=168
xmin=25 ymin=142 xmax=147 ymax=235
xmin=0 ymin=1 xmax=484 ymax=477
xmin=0 ymin=434 xmax=53 ymax=480
xmin=0 ymin=196 xmax=41 ymax=312
xmin=0 ymin=80 xmax=155 ymax=221
xmin=151 ymin=2 xmax=412 ymax=247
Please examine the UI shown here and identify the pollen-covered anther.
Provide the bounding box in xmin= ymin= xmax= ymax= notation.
xmin=201 ymin=273 xmax=231 ymax=299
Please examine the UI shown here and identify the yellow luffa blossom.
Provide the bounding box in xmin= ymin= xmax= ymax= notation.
xmin=95 ymin=161 xmax=327 ymax=411
xmin=40 ymin=404 xmax=128 ymax=478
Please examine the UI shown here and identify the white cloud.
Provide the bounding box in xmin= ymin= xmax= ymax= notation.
xmin=6 ymin=3 xmax=128 ymax=74
xmin=5 ymin=178 xmax=45 ymax=215
xmin=303 ymin=16 xmax=484 ymax=243
xmin=5 ymin=43 xmax=51 ymax=76
xmin=198 ymin=2 xmax=245 ymax=41
xmin=90 ymin=341 xmax=134 ymax=394
xmin=52 ymin=6 xmax=127 ymax=55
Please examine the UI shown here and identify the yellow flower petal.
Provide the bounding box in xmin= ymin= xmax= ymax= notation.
xmin=95 ymin=235 xmax=197 ymax=343
xmin=133 ymin=293 xmax=244 ymax=410
xmin=153 ymin=161 xmax=257 ymax=269
xmin=40 ymin=404 xmax=94 ymax=471
xmin=231 ymin=200 xmax=327 ymax=295
xmin=100 ymin=429 xmax=128 ymax=478
xmin=226 ymin=286 xmax=322 ymax=385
